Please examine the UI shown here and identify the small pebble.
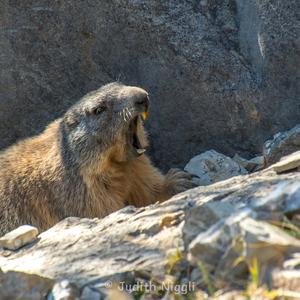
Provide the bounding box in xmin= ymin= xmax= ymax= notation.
xmin=0 ymin=225 xmax=38 ymax=250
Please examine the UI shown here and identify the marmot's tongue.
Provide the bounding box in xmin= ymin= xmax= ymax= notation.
xmin=133 ymin=131 xmax=145 ymax=155
xmin=128 ymin=116 xmax=146 ymax=157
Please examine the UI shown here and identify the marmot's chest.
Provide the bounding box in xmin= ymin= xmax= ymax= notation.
xmin=92 ymin=168 xmax=133 ymax=200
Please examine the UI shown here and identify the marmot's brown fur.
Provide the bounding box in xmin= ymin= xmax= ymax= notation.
xmin=0 ymin=83 xmax=193 ymax=235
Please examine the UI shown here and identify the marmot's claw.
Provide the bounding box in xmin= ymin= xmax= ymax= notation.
xmin=164 ymin=168 xmax=196 ymax=196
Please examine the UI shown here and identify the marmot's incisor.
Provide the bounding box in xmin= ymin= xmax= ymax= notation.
xmin=0 ymin=82 xmax=193 ymax=235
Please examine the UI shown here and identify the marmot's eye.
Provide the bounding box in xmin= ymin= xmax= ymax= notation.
xmin=93 ymin=105 xmax=106 ymax=115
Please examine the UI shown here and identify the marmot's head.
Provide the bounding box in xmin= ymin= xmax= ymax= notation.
xmin=61 ymin=82 xmax=150 ymax=168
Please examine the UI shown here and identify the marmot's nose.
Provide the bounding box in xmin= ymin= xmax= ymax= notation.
xmin=134 ymin=94 xmax=149 ymax=112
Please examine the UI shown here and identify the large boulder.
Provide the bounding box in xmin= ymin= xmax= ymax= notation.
xmin=0 ymin=0 xmax=299 ymax=170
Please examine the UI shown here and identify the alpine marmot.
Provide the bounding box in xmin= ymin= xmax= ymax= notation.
xmin=0 ymin=82 xmax=194 ymax=235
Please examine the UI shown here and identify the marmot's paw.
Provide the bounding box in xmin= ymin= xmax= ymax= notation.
xmin=164 ymin=168 xmax=196 ymax=196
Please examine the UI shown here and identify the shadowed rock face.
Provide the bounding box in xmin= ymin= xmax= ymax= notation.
xmin=0 ymin=0 xmax=299 ymax=170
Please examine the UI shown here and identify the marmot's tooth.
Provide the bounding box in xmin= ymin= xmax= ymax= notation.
xmin=137 ymin=149 xmax=146 ymax=154
xmin=141 ymin=111 xmax=148 ymax=121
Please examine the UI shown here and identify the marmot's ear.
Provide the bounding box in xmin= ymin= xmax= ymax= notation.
xmin=64 ymin=112 xmax=79 ymax=129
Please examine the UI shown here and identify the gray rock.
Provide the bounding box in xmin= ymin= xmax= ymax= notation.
xmin=0 ymin=270 xmax=53 ymax=300
xmin=248 ymin=156 xmax=265 ymax=171
xmin=188 ymin=213 xmax=300 ymax=285
xmin=184 ymin=150 xmax=247 ymax=186
xmin=239 ymin=218 xmax=300 ymax=262
xmin=0 ymin=0 xmax=299 ymax=171
xmin=233 ymin=154 xmax=264 ymax=172
xmin=264 ymin=125 xmax=300 ymax=165
xmin=80 ymin=286 xmax=102 ymax=300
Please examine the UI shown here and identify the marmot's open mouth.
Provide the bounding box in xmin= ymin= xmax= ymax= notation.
xmin=128 ymin=115 xmax=147 ymax=156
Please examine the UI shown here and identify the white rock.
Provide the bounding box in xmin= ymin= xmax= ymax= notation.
xmin=49 ymin=280 xmax=80 ymax=300
xmin=271 ymin=151 xmax=300 ymax=174
xmin=0 ymin=225 xmax=38 ymax=250
xmin=184 ymin=150 xmax=247 ymax=186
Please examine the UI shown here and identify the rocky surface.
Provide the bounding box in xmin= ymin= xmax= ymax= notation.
xmin=0 ymin=0 xmax=299 ymax=170
xmin=184 ymin=150 xmax=247 ymax=185
xmin=2 ymin=152 xmax=300 ymax=298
